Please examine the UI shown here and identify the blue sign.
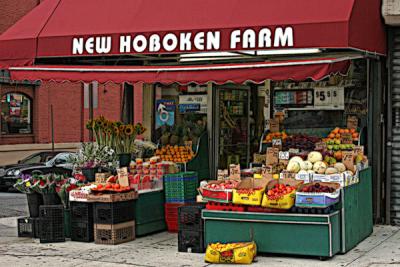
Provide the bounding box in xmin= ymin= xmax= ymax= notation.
xmin=156 ymin=99 xmax=175 ymax=128
xmin=178 ymin=103 xmax=200 ymax=113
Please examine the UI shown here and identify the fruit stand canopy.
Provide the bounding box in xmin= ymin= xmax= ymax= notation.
xmin=0 ymin=0 xmax=385 ymax=68
xmin=9 ymin=57 xmax=352 ymax=84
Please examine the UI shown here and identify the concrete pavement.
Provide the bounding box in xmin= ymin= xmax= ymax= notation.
xmin=0 ymin=215 xmax=399 ymax=267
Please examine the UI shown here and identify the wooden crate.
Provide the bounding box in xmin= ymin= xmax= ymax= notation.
xmin=94 ymin=220 xmax=135 ymax=245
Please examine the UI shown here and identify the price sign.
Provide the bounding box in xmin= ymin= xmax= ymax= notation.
xmin=262 ymin=165 xmax=273 ymax=179
xmin=266 ymin=147 xmax=279 ymax=165
xmin=117 ymin=167 xmax=129 ymax=187
xmin=295 ymin=172 xmax=310 ymax=183
xmin=354 ymin=146 xmax=364 ymax=156
xmin=288 ymin=148 xmax=300 ymax=154
xmin=342 ymin=151 xmax=355 ymax=172
xmin=314 ymin=87 xmax=344 ymax=108
xmin=347 ymin=116 xmax=358 ymax=130
xmin=279 ymin=151 xmax=290 ymax=160
xmin=184 ymin=140 xmax=193 ymax=150
xmin=229 ymin=164 xmax=241 ymax=180
xmin=280 ymin=170 xmax=296 ymax=179
xmin=272 ymin=138 xmax=282 ymax=150
xmin=315 ymin=142 xmax=327 ymax=151
xmin=314 ymin=87 xmax=332 ymax=106
xmin=253 ymin=153 xmax=265 ymax=164
xmin=269 ymin=118 xmax=279 ymax=133
xmin=341 ymin=133 xmax=353 ymax=144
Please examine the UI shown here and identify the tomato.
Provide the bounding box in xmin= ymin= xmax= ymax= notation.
xmin=97 ymin=184 xmax=103 ymax=189
xmin=113 ymin=184 xmax=120 ymax=190
xmin=105 ymin=184 xmax=112 ymax=189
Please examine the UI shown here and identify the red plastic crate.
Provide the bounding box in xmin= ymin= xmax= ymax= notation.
xmin=205 ymin=202 xmax=245 ymax=212
xmin=202 ymin=188 xmax=233 ymax=202
xmin=246 ymin=206 xmax=288 ymax=213
xmin=164 ymin=203 xmax=184 ymax=233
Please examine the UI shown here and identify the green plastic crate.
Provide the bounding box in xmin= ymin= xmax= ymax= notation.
xmin=134 ymin=190 xmax=166 ymax=236
xmin=164 ymin=172 xmax=198 ymax=202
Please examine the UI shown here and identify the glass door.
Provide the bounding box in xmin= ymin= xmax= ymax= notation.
xmin=215 ymin=86 xmax=250 ymax=170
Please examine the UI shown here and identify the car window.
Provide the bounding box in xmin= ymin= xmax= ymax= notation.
xmin=21 ymin=154 xmax=42 ymax=164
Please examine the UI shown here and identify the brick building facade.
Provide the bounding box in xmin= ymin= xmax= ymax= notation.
xmin=0 ymin=1 xmax=140 ymax=163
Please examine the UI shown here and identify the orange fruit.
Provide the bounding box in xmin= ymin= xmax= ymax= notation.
xmin=350 ymin=129 xmax=356 ymax=134
xmin=335 ymin=134 xmax=341 ymax=139
xmin=339 ymin=129 xmax=345 ymax=134
xmin=344 ymin=129 xmax=350 ymax=133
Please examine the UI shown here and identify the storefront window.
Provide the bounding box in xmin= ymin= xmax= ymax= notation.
xmin=1 ymin=93 xmax=32 ymax=134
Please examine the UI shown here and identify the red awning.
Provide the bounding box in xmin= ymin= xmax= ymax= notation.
xmin=0 ymin=0 xmax=386 ymax=68
xmin=9 ymin=57 xmax=353 ymax=84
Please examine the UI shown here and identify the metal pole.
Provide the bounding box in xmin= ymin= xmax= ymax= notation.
xmin=89 ymin=83 xmax=94 ymax=141
xmin=386 ymin=29 xmax=393 ymax=225
xmin=51 ymin=104 xmax=54 ymax=151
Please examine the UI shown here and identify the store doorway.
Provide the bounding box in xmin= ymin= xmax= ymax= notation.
xmin=121 ymin=83 xmax=134 ymax=124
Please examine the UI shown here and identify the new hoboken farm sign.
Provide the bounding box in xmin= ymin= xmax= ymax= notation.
xmin=71 ymin=27 xmax=294 ymax=55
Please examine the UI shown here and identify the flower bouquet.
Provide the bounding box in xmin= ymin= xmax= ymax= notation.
xmin=30 ymin=173 xmax=61 ymax=205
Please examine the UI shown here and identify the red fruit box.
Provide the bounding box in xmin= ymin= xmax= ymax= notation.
xmin=200 ymin=180 xmax=237 ymax=203
xmin=246 ymin=206 xmax=288 ymax=213
xmin=206 ymin=202 xmax=245 ymax=212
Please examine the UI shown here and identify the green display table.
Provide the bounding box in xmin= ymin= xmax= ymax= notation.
xmin=202 ymin=210 xmax=341 ymax=258
xmin=134 ymin=189 xmax=166 ymax=236
xmin=340 ymin=168 xmax=373 ymax=253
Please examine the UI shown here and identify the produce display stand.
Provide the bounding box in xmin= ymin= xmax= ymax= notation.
xmin=340 ymin=167 xmax=373 ymax=253
xmin=134 ymin=189 xmax=166 ymax=236
xmin=202 ymin=210 xmax=341 ymax=258
xmin=202 ymin=168 xmax=373 ymax=259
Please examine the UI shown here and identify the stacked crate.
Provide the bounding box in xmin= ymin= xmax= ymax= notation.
xmin=70 ymin=202 xmax=94 ymax=242
xmin=164 ymin=172 xmax=198 ymax=232
xmin=17 ymin=217 xmax=40 ymax=238
xmin=39 ymin=205 xmax=65 ymax=243
xmin=177 ymin=204 xmax=206 ymax=253
xmin=93 ymin=200 xmax=136 ymax=245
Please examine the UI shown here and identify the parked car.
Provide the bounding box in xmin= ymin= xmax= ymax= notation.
xmin=0 ymin=151 xmax=76 ymax=191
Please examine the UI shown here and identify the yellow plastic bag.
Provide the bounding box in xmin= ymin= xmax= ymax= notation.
xmin=205 ymin=242 xmax=257 ymax=264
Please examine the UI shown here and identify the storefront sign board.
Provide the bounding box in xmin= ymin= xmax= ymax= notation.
xmin=178 ymin=94 xmax=207 ymax=113
xmin=155 ymin=99 xmax=175 ymax=128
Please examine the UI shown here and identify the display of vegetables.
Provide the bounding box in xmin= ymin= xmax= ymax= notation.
xmin=205 ymin=180 xmax=239 ymax=190
xmin=327 ymin=127 xmax=359 ymax=142
xmin=282 ymin=134 xmax=321 ymax=151
xmin=300 ymin=183 xmax=336 ymax=193
xmin=266 ymin=184 xmax=296 ymax=200
xmin=264 ymin=131 xmax=288 ymax=143
xmin=155 ymin=145 xmax=194 ymax=163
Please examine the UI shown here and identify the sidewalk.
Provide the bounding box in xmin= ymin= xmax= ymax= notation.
xmin=0 ymin=216 xmax=399 ymax=267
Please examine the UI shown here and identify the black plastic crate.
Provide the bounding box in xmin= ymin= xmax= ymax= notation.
xmin=17 ymin=217 xmax=36 ymax=238
xmin=70 ymin=202 xmax=93 ymax=223
xmin=39 ymin=205 xmax=65 ymax=243
xmin=93 ymin=200 xmax=135 ymax=224
xmin=178 ymin=204 xmax=205 ymax=231
xmin=178 ymin=230 xmax=205 ymax=253
xmin=71 ymin=221 xmax=94 ymax=242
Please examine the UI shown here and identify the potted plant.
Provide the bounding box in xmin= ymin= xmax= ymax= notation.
xmin=69 ymin=142 xmax=118 ymax=182
xmin=14 ymin=173 xmax=43 ymax=218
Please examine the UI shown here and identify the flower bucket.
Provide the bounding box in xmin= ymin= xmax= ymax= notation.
xmin=119 ymin=153 xmax=132 ymax=167
xmin=26 ymin=192 xmax=43 ymax=218
xmin=82 ymin=168 xmax=96 ymax=182
xmin=43 ymin=193 xmax=61 ymax=205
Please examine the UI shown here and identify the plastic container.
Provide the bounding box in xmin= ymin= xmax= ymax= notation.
xmin=94 ymin=220 xmax=135 ymax=245
xmin=39 ymin=205 xmax=65 ymax=243
xmin=17 ymin=217 xmax=37 ymax=238
xmin=165 ymin=203 xmax=184 ymax=232
xmin=205 ymin=202 xmax=246 ymax=212
xmin=70 ymin=202 xmax=93 ymax=223
xmin=93 ymin=200 xmax=135 ymax=224
xmin=178 ymin=230 xmax=205 ymax=253
xmin=178 ymin=204 xmax=205 ymax=232
xmin=71 ymin=221 xmax=94 ymax=242
xmin=164 ymin=172 xmax=198 ymax=203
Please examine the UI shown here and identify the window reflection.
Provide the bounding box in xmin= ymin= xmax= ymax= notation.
xmin=1 ymin=93 xmax=32 ymax=134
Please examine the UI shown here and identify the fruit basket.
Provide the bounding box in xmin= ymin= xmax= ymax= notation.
xmin=261 ymin=179 xmax=303 ymax=210
xmin=199 ymin=180 xmax=239 ymax=203
xmin=232 ymin=178 xmax=269 ymax=206
xmin=295 ymin=182 xmax=341 ymax=208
